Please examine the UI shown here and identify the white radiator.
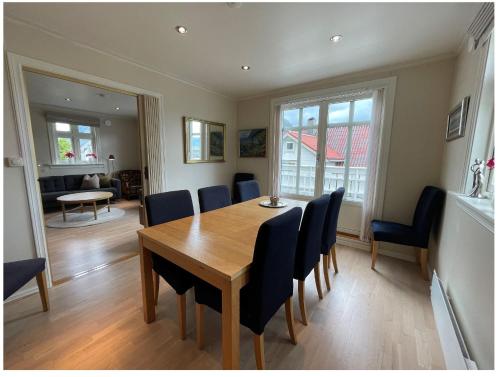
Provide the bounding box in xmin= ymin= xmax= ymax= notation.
xmin=430 ymin=271 xmax=477 ymax=369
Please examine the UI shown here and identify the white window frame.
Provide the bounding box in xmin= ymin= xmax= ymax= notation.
xmin=269 ymin=77 xmax=397 ymax=216
xmin=47 ymin=121 xmax=101 ymax=166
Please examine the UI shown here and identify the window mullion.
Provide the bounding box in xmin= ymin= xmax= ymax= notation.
xmin=295 ymin=108 xmax=303 ymax=195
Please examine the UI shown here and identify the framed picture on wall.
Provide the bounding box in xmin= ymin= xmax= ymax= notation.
xmin=239 ymin=128 xmax=267 ymax=158
xmin=446 ymin=96 xmax=470 ymax=141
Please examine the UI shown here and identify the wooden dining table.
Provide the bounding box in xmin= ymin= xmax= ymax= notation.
xmin=137 ymin=196 xmax=308 ymax=369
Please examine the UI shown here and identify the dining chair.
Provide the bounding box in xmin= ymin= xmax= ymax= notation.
xmin=233 ymin=172 xmax=255 ymax=203
xmin=321 ymin=187 xmax=345 ymax=290
xmin=236 ymin=180 xmax=261 ymax=202
xmin=198 ymin=185 xmax=231 ymax=213
xmin=144 ymin=190 xmax=196 ymax=339
xmin=194 ymin=207 xmax=303 ymax=369
xmin=371 ymin=185 xmax=445 ymax=280
xmin=294 ymin=194 xmax=330 ymax=325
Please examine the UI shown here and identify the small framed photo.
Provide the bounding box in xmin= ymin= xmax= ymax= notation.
xmin=446 ymin=96 xmax=470 ymax=142
xmin=239 ymin=128 xmax=267 ymax=158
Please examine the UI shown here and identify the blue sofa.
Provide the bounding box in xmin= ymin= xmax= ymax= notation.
xmin=38 ymin=174 xmax=121 ymax=211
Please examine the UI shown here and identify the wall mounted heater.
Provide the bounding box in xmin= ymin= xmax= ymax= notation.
xmin=430 ymin=271 xmax=477 ymax=370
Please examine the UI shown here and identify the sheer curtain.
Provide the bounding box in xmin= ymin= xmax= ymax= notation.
xmin=360 ymin=88 xmax=385 ymax=242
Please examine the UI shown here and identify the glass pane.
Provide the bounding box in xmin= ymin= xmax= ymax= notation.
xmin=323 ymin=127 xmax=348 ymax=194
xmin=298 ymin=128 xmax=318 ymax=196
xmin=283 ymin=108 xmax=299 ymax=128
xmin=280 ymin=129 xmax=297 ymax=194
xmin=55 ymin=122 xmax=71 ymax=132
xmin=353 ymin=98 xmax=373 ymax=122
xmin=57 ymin=137 xmax=73 ymax=162
xmin=191 ymin=120 xmax=201 ymax=134
xmin=78 ymin=125 xmax=92 ymax=134
xmin=302 ymin=106 xmax=319 ymax=127
xmin=80 ymin=139 xmax=94 ymax=162
xmin=328 ymin=102 xmax=350 ymax=124
xmin=347 ymin=125 xmax=369 ymax=201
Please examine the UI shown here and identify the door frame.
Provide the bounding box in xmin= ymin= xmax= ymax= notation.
xmin=6 ymin=52 xmax=165 ymax=287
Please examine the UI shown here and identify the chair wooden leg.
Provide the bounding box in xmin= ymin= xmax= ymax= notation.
xmin=35 ymin=271 xmax=49 ymax=312
xmin=298 ymin=280 xmax=307 ymax=325
xmin=284 ymin=297 xmax=297 ymax=345
xmin=177 ymin=293 xmax=187 ymax=340
xmin=314 ymin=263 xmax=323 ymax=300
xmin=253 ymin=333 xmax=265 ymax=370
xmin=331 ymin=244 xmax=339 ymax=273
xmin=371 ymin=240 xmax=379 ymax=270
xmin=322 ymin=254 xmax=331 ymax=291
xmin=420 ymin=248 xmax=429 ymax=281
xmin=195 ymin=303 xmax=204 ymax=349
xmin=153 ymin=271 xmax=160 ymax=306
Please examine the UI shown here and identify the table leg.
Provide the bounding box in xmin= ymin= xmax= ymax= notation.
xmin=107 ymin=198 xmax=111 ymax=212
xmin=139 ymin=237 xmax=156 ymax=323
xmin=221 ymin=279 xmax=240 ymax=370
xmin=62 ymin=203 xmax=66 ymax=222
xmin=93 ymin=201 xmax=97 ymax=220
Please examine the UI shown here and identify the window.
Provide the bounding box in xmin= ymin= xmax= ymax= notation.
xmin=279 ymin=95 xmax=373 ymax=201
xmin=48 ymin=121 xmax=100 ymax=165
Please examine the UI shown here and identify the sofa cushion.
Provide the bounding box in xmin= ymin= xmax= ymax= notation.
xmin=81 ymin=174 xmax=100 ymax=189
xmin=99 ymin=175 xmax=112 ymax=188
xmin=38 ymin=176 xmax=65 ymax=193
xmin=64 ymin=175 xmax=84 ymax=191
xmin=41 ymin=191 xmax=71 ymax=203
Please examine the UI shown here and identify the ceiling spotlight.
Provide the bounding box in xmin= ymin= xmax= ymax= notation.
xmin=330 ymin=35 xmax=343 ymax=43
xmin=241 ymin=65 xmax=250 ymax=71
xmin=175 ymin=25 xmax=188 ymax=34
xmin=226 ymin=2 xmax=242 ymax=8
xmin=115 ymin=107 xmax=120 ymax=110
xmin=65 ymin=97 xmax=71 ymax=102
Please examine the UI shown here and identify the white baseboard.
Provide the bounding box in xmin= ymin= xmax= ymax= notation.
xmin=4 ymin=285 xmax=40 ymax=303
xmin=336 ymin=235 xmax=417 ymax=263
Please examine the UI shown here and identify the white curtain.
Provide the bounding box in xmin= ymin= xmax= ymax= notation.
xmin=360 ymin=88 xmax=385 ymax=242
xmin=269 ymin=104 xmax=282 ymax=196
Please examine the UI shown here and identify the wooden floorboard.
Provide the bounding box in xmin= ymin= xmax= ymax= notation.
xmin=44 ymin=199 xmax=143 ymax=283
xmin=3 ymin=245 xmax=445 ymax=370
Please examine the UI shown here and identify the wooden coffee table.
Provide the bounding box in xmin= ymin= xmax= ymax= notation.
xmin=57 ymin=192 xmax=114 ymax=222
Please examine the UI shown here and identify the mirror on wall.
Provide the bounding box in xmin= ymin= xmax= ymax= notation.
xmin=184 ymin=117 xmax=225 ymax=163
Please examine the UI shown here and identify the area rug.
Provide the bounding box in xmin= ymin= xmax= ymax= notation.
xmin=46 ymin=207 xmax=126 ymax=228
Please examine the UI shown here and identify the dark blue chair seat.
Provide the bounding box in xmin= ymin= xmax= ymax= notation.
xmin=198 ymin=185 xmax=231 ymax=213
xmin=236 ymin=180 xmax=261 ymax=202
xmin=371 ymin=220 xmax=424 ymax=248
xmin=4 ymin=258 xmax=46 ymax=300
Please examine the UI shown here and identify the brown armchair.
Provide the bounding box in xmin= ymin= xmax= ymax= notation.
xmin=117 ymin=170 xmax=142 ymax=200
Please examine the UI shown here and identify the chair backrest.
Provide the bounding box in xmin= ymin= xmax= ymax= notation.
xmin=145 ymin=190 xmax=194 ymax=226
xmin=321 ymin=187 xmax=345 ymax=253
xmin=236 ymin=180 xmax=261 ymax=202
xmin=411 ymin=186 xmax=446 ymax=236
xmin=294 ymin=195 xmax=330 ymax=280
xmin=247 ymin=207 xmax=303 ymax=334
xmin=233 ymin=172 xmax=255 ymax=203
xmin=198 ymin=185 xmax=231 ymax=213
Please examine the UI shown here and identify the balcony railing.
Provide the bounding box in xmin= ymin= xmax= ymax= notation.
xmin=280 ymin=163 xmax=367 ymax=201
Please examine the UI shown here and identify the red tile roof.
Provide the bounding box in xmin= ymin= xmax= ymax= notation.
xmin=287 ymin=131 xmax=343 ymax=160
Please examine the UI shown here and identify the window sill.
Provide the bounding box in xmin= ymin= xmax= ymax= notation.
xmin=454 ymin=192 xmax=494 ymax=233
xmin=45 ymin=163 xmax=105 ymax=168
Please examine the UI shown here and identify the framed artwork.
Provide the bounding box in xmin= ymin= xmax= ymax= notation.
xmin=209 ymin=124 xmax=225 ymax=161
xmin=446 ymin=96 xmax=470 ymax=141
xmin=239 ymin=128 xmax=267 ymax=158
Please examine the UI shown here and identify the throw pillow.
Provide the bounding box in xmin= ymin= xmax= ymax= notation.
xmin=81 ymin=174 xmax=100 ymax=189
xmin=99 ymin=175 xmax=112 ymax=188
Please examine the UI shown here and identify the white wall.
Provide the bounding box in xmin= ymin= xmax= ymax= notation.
xmin=237 ymin=56 xmax=456 ymax=246
xmin=3 ymin=18 xmax=237 ymax=265
xmin=29 ymin=104 xmax=141 ymax=177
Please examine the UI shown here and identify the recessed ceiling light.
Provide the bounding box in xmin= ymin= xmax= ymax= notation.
xmin=330 ymin=35 xmax=343 ymax=43
xmin=65 ymin=97 xmax=71 ymax=101
xmin=175 ymin=25 xmax=188 ymax=34
xmin=241 ymin=65 xmax=250 ymax=71
xmin=115 ymin=107 xmax=120 ymax=110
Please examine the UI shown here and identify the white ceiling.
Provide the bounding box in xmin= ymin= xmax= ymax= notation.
xmin=6 ymin=2 xmax=481 ymax=99
xmin=24 ymin=71 xmax=138 ymax=117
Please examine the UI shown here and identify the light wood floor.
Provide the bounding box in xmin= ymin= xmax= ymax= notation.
xmin=44 ymin=199 xmax=143 ymax=283
xmin=3 ymin=245 xmax=444 ymax=370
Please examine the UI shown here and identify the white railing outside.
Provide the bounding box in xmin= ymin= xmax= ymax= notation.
xmin=280 ymin=162 xmax=367 ymax=200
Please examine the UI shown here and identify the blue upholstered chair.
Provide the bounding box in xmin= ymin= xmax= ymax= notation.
xmin=321 ymin=187 xmax=345 ymax=290
xmin=144 ymin=190 xmax=195 ymax=339
xmin=233 ymin=172 xmax=255 ymax=203
xmin=198 ymin=185 xmax=231 ymax=213
xmin=194 ymin=207 xmax=303 ymax=369
xmin=371 ymin=186 xmax=445 ymax=280
xmin=4 ymin=258 xmax=49 ymax=311
xmin=294 ymin=195 xmax=330 ymax=325
xmin=235 ymin=180 xmax=261 ymax=202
